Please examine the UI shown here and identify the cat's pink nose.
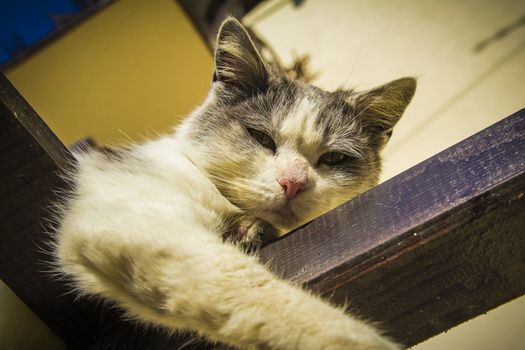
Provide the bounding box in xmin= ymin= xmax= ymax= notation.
xmin=278 ymin=178 xmax=307 ymax=200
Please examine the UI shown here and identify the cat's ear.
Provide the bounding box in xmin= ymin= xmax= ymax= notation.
xmin=354 ymin=77 xmax=416 ymax=143
xmin=213 ymin=18 xmax=269 ymax=95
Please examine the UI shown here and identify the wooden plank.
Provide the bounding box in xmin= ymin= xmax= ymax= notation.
xmin=0 ymin=73 xmax=76 ymax=340
xmin=0 ymin=73 xmax=205 ymax=349
xmin=1 ymin=72 xmax=524 ymax=348
xmin=260 ymin=108 xmax=525 ymax=347
xmin=0 ymin=73 xmax=100 ymax=345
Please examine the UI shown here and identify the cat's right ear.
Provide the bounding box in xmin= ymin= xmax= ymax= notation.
xmin=213 ymin=18 xmax=269 ymax=95
xmin=354 ymin=77 xmax=416 ymax=147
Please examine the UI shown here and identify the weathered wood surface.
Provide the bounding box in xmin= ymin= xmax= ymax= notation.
xmin=0 ymin=73 xmax=201 ymax=349
xmin=260 ymin=108 xmax=525 ymax=346
xmin=0 ymin=73 xmax=75 ymax=338
xmin=1 ymin=72 xmax=524 ymax=348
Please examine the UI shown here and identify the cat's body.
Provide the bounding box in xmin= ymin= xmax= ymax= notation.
xmin=56 ymin=19 xmax=415 ymax=349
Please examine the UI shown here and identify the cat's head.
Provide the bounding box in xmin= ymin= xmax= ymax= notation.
xmin=178 ymin=18 xmax=415 ymax=233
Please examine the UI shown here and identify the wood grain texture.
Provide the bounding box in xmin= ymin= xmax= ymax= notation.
xmin=0 ymin=73 xmax=75 ymax=339
xmin=1 ymin=72 xmax=523 ymax=348
xmin=0 ymin=73 xmax=205 ymax=349
xmin=260 ymin=108 xmax=525 ymax=347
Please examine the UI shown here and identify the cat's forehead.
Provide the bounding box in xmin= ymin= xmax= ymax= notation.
xmin=271 ymin=82 xmax=360 ymax=152
xmin=278 ymin=96 xmax=322 ymax=148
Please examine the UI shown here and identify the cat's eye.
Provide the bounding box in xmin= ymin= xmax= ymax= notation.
xmin=318 ymin=152 xmax=348 ymax=166
xmin=248 ymin=128 xmax=276 ymax=151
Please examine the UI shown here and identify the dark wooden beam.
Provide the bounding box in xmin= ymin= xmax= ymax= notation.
xmin=0 ymin=74 xmax=75 ymax=341
xmin=1 ymin=72 xmax=523 ymax=348
xmin=260 ymin=108 xmax=525 ymax=347
xmin=0 ymin=74 xmax=204 ymax=349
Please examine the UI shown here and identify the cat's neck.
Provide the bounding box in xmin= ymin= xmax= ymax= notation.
xmin=132 ymin=135 xmax=193 ymax=173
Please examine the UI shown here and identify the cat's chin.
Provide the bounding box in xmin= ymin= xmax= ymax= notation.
xmin=257 ymin=206 xmax=302 ymax=232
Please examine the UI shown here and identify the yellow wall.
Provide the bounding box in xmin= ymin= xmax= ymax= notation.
xmin=5 ymin=0 xmax=212 ymax=146
xmin=2 ymin=2 xmax=212 ymax=349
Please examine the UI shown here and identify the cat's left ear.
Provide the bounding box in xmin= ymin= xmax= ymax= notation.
xmin=354 ymin=77 xmax=416 ymax=144
xmin=213 ymin=18 xmax=269 ymax=95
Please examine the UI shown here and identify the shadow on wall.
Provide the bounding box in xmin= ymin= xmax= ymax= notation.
xmin=0 ymin=280 xmax=65 ymax=350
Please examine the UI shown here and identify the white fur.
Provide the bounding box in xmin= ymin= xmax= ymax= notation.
xmin=279 ymin=97 xmax=323 ymax=152
xmin=54 ymin=17 xmax=414 ymax=350
xmin=56 ymin=130 xmax=400 ymax=349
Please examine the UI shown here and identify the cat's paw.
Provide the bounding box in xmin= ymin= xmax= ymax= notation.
xmin=223 ymin=213 xmax=277 ymax=249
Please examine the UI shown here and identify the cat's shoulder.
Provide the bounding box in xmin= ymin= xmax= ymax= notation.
xmin=70 ymin=136 xmax=220 ymax=207
xmin=73 ymin=136 xmax=188 ymax=178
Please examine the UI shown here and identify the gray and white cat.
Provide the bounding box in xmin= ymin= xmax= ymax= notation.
xmin=56 ymin=19 xmax=415 ymax=349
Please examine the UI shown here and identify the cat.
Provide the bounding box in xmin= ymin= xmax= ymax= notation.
xmin=55 ymin=18 xmax=415 ymax=350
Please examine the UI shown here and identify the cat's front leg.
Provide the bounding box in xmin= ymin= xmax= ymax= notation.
xmin=59 ymin=224 xmax=400 ymax=350
xmin=222 ymin=212 xmax=278 ymax=249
